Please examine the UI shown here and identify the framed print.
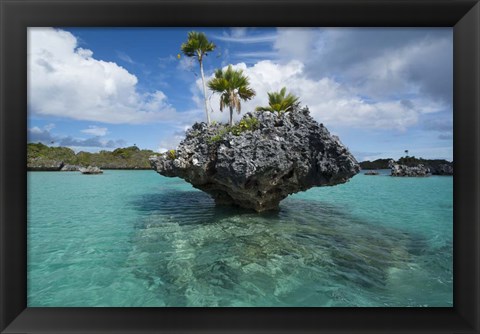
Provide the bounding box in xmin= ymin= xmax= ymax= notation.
xmin=1 ymin=0 xmax=479 ymax=333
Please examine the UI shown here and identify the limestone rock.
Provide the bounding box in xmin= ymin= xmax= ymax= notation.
xmin=150 ymin=108 xmax=360 ymax=212
xmin=60 ymin=164 xmax=79 ymax=171
xmin=27 ymin=159 xmax=64 ymax=171
xmin=388 ymin=160 xmax=430 ymax=177
xmin=79 ymin=166 xmax=103 ymax=174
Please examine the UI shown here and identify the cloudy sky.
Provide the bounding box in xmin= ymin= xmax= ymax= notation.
xmin=28 ymin=27 xmax=453 ymax=161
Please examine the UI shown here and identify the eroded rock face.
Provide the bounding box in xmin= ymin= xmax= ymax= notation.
xmin=431 ymin=163 xmax=453 ymax=176
xmin=60 ymin=164 xmax=79 ymax=171
xmin=79 ymin=166 xmax=103 ymax=174
xmin=389 ymin=160 xmax=430 ymax=177
xmin=150 ymin=108 xmax=360 ymax=212
xmin=27 ymin=159 xmax=64 ymax=171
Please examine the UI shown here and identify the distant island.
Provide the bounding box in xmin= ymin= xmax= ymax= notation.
xmin=28 ymin=141 xmax=454 ymax=177
xmin=27 ymin=143 xmax=155 ymax=171
xmin=360 ymin=157 xmax=453 ymax=175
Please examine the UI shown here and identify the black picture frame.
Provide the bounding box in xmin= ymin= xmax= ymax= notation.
xmin=1 ymin=0 xmax=479 ymax=333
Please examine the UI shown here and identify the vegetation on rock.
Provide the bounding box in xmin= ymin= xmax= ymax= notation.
xmin=166 ymin=149 xmax=176 ymax=160
xmin=206 ymin=116 xmax=260 ymax=143
xmin=255 ymin=87 xmax=300 ymax=114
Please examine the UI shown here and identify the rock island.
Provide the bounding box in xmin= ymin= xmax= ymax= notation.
xmin=150 ymin=108 xmax=360 ymax=212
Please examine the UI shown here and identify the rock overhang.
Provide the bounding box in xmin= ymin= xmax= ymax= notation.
xmin=150 ymin=108 xmax=360 ymax=212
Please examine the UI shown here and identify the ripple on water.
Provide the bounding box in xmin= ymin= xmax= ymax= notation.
xmin=126 ymin=190 xmax=451 ymax=307
xmin=28 ymin=171 xmax=452 ymax=307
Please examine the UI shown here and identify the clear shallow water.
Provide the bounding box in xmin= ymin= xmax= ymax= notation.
xmin=27 ymin=169 xmax=452 ymax=307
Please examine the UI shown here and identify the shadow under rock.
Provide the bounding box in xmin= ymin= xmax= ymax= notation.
xmin=129 ymin=189 xmax=283 ymax=227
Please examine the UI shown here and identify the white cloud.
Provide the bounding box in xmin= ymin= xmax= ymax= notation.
xmin=81 ymin=125 xmax=108 ymax=136
xmin=28 ymin=124 xmax=56 ymax=143
xmin=230 ymin=28 xmax=248 ymax=38
xmin=198 ymin=60 xmax=437 ymax=130
xmin=346 ymin=36 xmax=453 ymax=103
xmin=29 ymin=126 xmax=43 ymax=134
xmin=157 ymin=130 xmax=191 ymax=153
xmin=177 ymin=56 xmax=196 ymax=71
xmin=274 ymin=28 xmax=316 ymax=61
xmin=234 ymin=51 xmax=278 ymax=59
xmin=117 ymin=51 xmax=135 ymax=64
xmin=285 ymin=28 xmax=453 ymax=105
xmin=212 ymin=33 xmax=277 ymax=44
xmin=44 ymin=123 xmax=55 ymax=131
xmin=28 ymin=28 xmax=176 ymax=124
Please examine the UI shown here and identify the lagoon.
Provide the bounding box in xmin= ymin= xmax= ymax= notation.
xmin=27 ymin=169 xmax=452 ymax=307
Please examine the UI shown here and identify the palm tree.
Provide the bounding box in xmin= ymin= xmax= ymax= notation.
xmin=181 ymin=31 xmax=216 ymax=125
xmin=255 ymin=87 xmax=300 ymax=114
xmin=207 ymin=65 xmax=256 ymax=126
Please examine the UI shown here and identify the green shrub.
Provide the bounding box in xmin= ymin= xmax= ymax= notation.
xmin=207 ymin=117 xmax=259 ymax=142
xmin=230 ymin=117 xmax=259 ymax=136
xmin=208 ymin=125 xmax=230 ymax=143
xmin=209 ymin=134 xmax=223 ymax=143
xmin=167 ymin=149 xmax=176 ymax=160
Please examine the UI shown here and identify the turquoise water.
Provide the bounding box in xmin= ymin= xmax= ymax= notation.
xmin=27 ymin=169 xmax=453 ymax=307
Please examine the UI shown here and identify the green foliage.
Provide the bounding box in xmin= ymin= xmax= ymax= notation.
xmin=230 ymin=117 xmax=260 ymax=136
xmin=360 ymin=157 xmax=452 ymax=170
xmin=167 ymin=149 xmax=176 ymax=160
xmin=189 ymin=130 xmax=200 ymax=137
xmin=181 ymin=31 xmax=216 ymax=125
xmin=397 ymin=156 xmax=451 ymax=168
xmin=76 ymin=151 xmax=92 ymax=166
xmin=208 ymin=117 xmax=259 ymax=142
xmin=207 ymin=65 xmax=256 ymax=125
xmin=112 ymin=146 xmax=140 ymax=159
xmin=180 ymin=31 xmax=215 ymax=62
xmin=27 ymin=143 xmax=76 ymax=162
xmin=397 ymin=156 xmax=418 ymax=166
xmin=27 ymin=143 xmax=156 ymax=169
xmin=255 ymin=87 xmax=300 ymax=114
xmin=208 ymin=125 xmax=231 ymax=143
xmin=209 ymin=134 xmax=224 ymax=143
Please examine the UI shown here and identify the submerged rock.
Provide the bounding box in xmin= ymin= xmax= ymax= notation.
xmin=150 ymin=108 xmax=359 ymax=212
xmin=79 ymin=166 xmax=103 ymax=174
xmin=389 ymin=160 xmax=430 ymax=177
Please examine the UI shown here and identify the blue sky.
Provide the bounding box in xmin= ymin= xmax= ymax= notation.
xmin=27 ymin=27 xmax=453 ymax=161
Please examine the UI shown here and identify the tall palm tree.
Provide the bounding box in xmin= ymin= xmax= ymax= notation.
xmin=207 ymin=65 xmax=256 ymax=126
xmin=255 ymin=87 xmax=300 ymax=114
xmin=181 ymin=31 xmax=216 ymax=125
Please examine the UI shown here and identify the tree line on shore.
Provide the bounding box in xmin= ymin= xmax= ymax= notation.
xmin=360 ymin=157 xmax=453 ymax=170
xmin=27 ymin=143 xmax=155 ymax=170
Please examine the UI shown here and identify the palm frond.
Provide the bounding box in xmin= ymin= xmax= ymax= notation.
xmin=181 ymin=31 xmax=216 ymax=61
xmin=256 ymin=87 xmax=300 ymax=113
xmin=207 ymin=64 xmax=256 ymax=120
